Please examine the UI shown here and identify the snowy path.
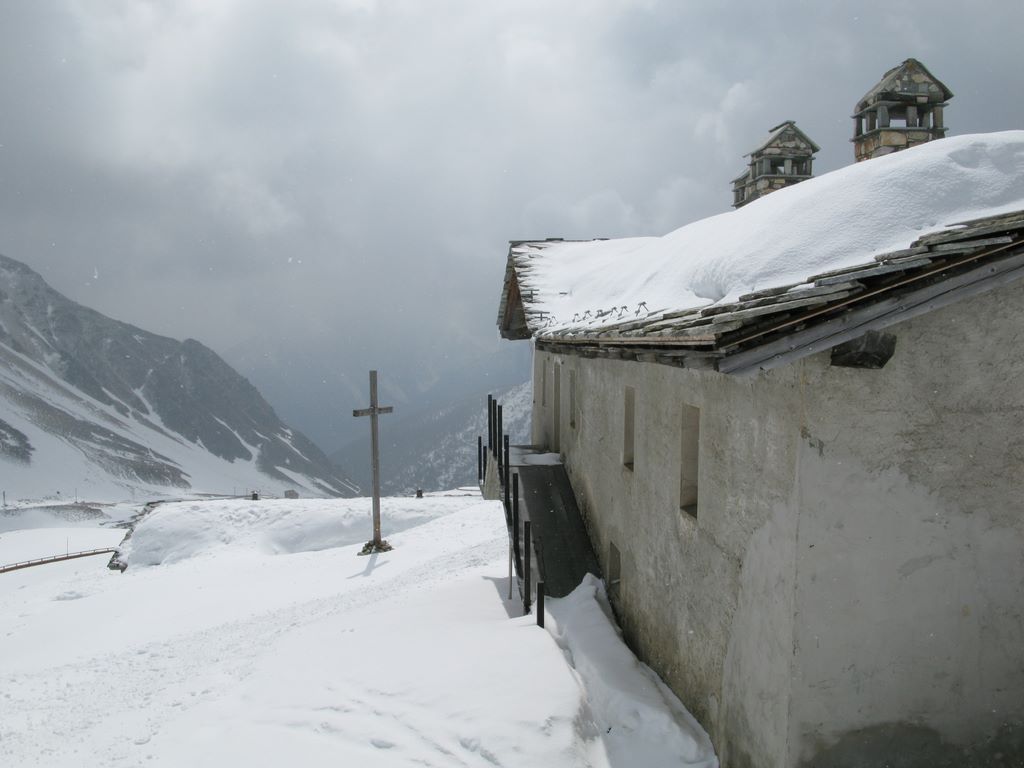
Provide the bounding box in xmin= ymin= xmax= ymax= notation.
xmin=0 ymin=495 xmax=717 ymax=767
xmin=0 ymin=499 xmax=585 ymax=766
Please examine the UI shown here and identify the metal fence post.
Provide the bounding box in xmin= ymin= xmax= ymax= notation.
xmin=496 ymin=404 xmax=504 ymax=478
xmin=524 ymin=520 xmax=532 ymax=614
xmin=487 ymin=394 xmax=494 ymax=454
xmin=508 ymin=537 xmax=514 ymax=600
xmin=512 ymin=473 xmax=520 ymax=574
xmin=503 ymin=435 xmax=511 ymax=512
xmin=491 ymin=399 xmax=498 ymax=459
xmin=537 ymin=581 xmax=545 ymax=628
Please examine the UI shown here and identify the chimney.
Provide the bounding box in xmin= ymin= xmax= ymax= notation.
xmin=732 ymin=121 xmax=819 ymax=209
xmin=852 ymin=58 xmax=953 ymax=162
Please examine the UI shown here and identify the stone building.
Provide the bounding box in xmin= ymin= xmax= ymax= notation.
xmin=496 ymin=133 xmax=1024 ymax=767
xmin=853 ymin=58 xmax=953 ymax=162
xmin=731 ymin=121 xmax=818 ymax=208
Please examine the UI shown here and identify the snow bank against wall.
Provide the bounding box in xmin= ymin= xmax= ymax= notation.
xmin=549 ymin=575 xmax=718 ymax=768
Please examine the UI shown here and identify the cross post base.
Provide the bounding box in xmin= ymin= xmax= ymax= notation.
xmin=358 ymin=539 xmax=393 ymax=556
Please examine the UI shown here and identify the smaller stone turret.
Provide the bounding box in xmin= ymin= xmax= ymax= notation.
xmin=731 ymin=121 xmax=818 ymax=209
xmin=852 ymin=58 xmax=953 ymax=162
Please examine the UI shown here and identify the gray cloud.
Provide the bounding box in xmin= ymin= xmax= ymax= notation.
xmin=1 ymin=0 xmax=1022 ymax=451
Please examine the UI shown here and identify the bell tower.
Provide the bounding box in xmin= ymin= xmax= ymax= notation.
xmin=853 ymin=58 xmax=953 ymax=162
xmin=731 ymin=121 xmax=818 ymax=209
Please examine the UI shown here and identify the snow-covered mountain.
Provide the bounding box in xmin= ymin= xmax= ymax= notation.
xmin=0 ymin=253 xmax=358 ymax=502
xmin=333 ymin=380 xmax=532 ymax=495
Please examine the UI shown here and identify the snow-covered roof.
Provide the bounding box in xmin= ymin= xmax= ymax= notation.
xmin=498 ymin=131 xmax=1024 ymax=374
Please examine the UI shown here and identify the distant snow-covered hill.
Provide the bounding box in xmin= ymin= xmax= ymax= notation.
xmin=333 ymin=380 xmax=532 ymax=495
xmin=0 ymin=253 xmax=358 ymax=502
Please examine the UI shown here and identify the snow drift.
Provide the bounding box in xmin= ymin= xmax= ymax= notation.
xmin=548 ymin=575 xmax=719 ymax=768
xmin=123 ymin=496 xmax=455 ymax=566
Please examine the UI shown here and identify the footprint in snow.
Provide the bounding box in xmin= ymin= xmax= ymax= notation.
xmin=460 ymin=737 xmax=502 ymax=766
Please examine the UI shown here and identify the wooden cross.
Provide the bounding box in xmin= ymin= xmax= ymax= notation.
xmin=353 ymin=370 xmax=394 ymax=554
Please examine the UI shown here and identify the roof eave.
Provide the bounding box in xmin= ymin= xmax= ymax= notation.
xmin=529 ymin=211 xmax=1024 ymax=376
xmin=497 ymin=248 xmax=532 ymax=341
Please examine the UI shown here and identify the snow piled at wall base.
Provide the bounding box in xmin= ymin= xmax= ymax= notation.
xmin=548 ymin=574 xmax=719 ymax=768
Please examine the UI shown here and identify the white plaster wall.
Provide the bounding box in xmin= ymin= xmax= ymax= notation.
xmin=533 ymin=351 xmax=801 ymax=767
xmin=528 ymin=279 xmax=1024 ymax=767
xmin=787 ymin=280 xmax=1024 ymax=766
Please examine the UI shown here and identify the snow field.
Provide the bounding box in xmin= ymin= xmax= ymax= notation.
xmin=0 ymin=493 xmax=717 ymax=767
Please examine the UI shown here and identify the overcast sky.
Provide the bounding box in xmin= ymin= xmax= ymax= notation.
xmin=1 ymin=1 xmax=1022 ymax=452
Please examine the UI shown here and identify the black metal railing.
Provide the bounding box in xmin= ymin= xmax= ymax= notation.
xmin=479 ymin=392 xmax=545 ymax=625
